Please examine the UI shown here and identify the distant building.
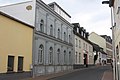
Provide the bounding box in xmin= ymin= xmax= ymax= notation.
xmin=72 ymin=23 xmax=94 ymax=68
xmin=89 ymin=32 xmax=112 ymax=63
xmin=100 ymin=35 xmax=113 ymax=62
xmin=0 ymin=0 xmax=74 ymax=76
xmin=92 ymin=43 xmax=107 ymax=65
xmin=0 ymin=11 xmax=34 ymax=73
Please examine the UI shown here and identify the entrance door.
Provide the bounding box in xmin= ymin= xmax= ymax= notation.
xmin=7 ymin=56 xmax=14 ymax=72
xmin=18 ymin=56 xmax=23 ymax=72
xmin=84 ymin=54 xmax=87 ymax=65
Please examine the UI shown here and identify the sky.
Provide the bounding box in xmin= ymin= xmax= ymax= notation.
xmin=0 ymin=0 xmax=112 ymax=37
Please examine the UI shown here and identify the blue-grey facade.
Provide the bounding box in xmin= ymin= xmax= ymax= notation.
xmin=33 ymin=0 xmax=74 ymax=76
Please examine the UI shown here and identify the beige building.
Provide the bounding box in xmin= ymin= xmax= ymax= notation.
xmin=73 ymin=23 xmax=94 ymax=68
xmin=0 ymin=11 xmax=34 ymax=73
xmin=89 ymin=32 xmax=112 ymax=63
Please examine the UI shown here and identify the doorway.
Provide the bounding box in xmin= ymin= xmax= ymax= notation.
xmin=7 ymin=56 xmax=14 ymax=72
xmin=18 ymin=56 xmax=24 ymax=72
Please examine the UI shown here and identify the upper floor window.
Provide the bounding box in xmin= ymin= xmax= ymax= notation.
xmin=49 ymin=47 xmax=53 ymax=64
xmin=40 ymin=19 xmax=44 ymax=32
xmin=58 ymin=29 xmax=60 ymax=39
xmin=86 ymin=44 xmax=87 ymax=50
xmin=64 ymin=32 xmax=66 ymax=41
xmin=77 ymin=28 xmax=79 ymax=33
xmin=79 ymin=40 xmax=81 ymax=48
xmin=50 ymin=25 xmax=53 ymax=36
xmin=76 ymin=38 xmax=78 ymax=47
xmin=83 ymin=43 xmax=85 ymax=49
xmin=38 ymin=44 xmax=44 ymax=64
xmin=69 ymin=35 xmax=71 ymax=43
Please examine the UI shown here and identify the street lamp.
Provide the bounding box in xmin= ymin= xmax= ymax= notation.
xmin=102 ymin=1 xmax=116 ymax=80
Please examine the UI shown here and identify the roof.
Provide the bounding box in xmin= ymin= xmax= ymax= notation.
xmin=0 ymin=11 xmax=34 ymax=28
xmin=48 ymin=2 xmax=71 ymax=18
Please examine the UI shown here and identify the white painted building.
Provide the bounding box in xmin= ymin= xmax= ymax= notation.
xmin=72 ymin=23 xmax=94 ymax=68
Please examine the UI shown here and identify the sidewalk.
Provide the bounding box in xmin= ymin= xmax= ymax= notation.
xmin=102 ymin=70 xmax=113 ymax=80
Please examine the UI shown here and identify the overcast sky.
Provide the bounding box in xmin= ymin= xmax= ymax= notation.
xmin=0 ymin=0 xmax=112 ymax=37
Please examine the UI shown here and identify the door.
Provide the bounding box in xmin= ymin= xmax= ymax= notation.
xmin=18 ymin=56 xmax=23 ymax=72
xmin=7 ymin=56 xmax=14 ymax=72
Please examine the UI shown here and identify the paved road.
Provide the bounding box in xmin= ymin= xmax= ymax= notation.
xmin=49 ymin=65 xmax=112 ymax=80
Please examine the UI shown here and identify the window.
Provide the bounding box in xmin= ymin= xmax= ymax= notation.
xmin=64 ymin=50 xmax=66 ymax=64
xmin=58 ymin=29 xmax=60 ymax=39
xmin=83 ymin=43 xmax=85 ymax=49
xmin=79 ymin=53 xmax=81 ymax=63
xmin=86 ymin=44 xmax=87 ymax=50
xmin=79 ymin=40 xmax=81 ymax=48
xmin=75 ymin=52 xmax=77 ymax=63
xmin=64 ymin=32 xmax=66 ymax=41
xmin=69 ymin=52 xmax=71 ymax=64
xmin=38 ymin=44 xmax=44 ymax=64
xmin=69 ymin=35 xmax=71 ymax=43
xmin=40 ymin=19 xmax=44 ymax=32
xmin=50 ymin=25 xmax=53 ymax=36
xmin=76 ymin=38 xmax=78 ymax=47
xmin=77 ymin=28 xmax=79 ymax=33
xmin=49 ymin=47 xmax=53 ymax=64
xmin=57 ymin=49 xmax=60 ymax=64
xmin=7 ymin=56 xmax=14 ymax=72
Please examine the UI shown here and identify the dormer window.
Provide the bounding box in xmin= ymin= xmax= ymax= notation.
xmin=77 ymin=28 xmax=79 ymax=33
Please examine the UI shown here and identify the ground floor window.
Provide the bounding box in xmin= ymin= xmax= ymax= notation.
xmin=18 ymin=56 xmax=24 ymax=71
xmin=7 ymin=56 xmax=14 ymax=72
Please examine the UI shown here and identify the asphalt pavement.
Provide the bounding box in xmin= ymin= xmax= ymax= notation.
xmin=48 ymin=65 xmax=112 ymax=80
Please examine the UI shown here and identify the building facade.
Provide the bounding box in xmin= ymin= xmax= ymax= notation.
xmin=0 ymin=11 xmax=34 ymax=73
xmin=33 ymin=1 xmax=74 ymax=76
xmin=101 ymin=35 xmax=113 ymax=63
xmin=88 ymin=32 xmax=109 ymax=63
xmin=92 ymin=43 xmax=107 ymax=65
xmin=108 ymin=0 xmax=120 ymax=79
xmin=72 ymin=23 xmax=94 ymax=68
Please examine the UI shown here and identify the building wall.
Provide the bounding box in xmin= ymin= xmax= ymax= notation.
xmin=89 ymin=32 xmax=106 ymax=52
xmin=0 ymin=14 xmax=33 ymax=73
xmin=74 ymin=35 xmax=94 ymax=65
xmin=33 ymin=0 xmax=74 ymax=76
xmin=113 ymin=0 xmax=120 ymax=79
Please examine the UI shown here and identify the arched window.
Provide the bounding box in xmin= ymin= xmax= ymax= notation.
xmin=57 ymin=49 xmax=60 ymax=64
xmin=50 ymin=25 xmax=53 ymax=36
xmin=79 ymin=53 xmax=81 ymax=63
xmin=58 ymin=29 xmax=60 ymax=39
xmin=49 ymin=47 xmax=53 ymax=64
xmin=40 ymin=19 xmax=44 ymax=32
xmin=69 ymin=35 xmax=71 ymax=43
xmin=64 ymin=50 xmax=66 ymax=64
xmin=75 ymin=52 xmax=77 ymax=64
xmin=64 ymin=32 xmax=66 ymax=41
xmin=69 ymin=51 xmax=71 ymax=64
xmin=38 ymin=44 xmax=44 ymax=64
